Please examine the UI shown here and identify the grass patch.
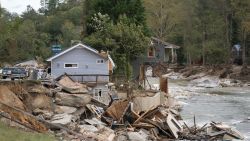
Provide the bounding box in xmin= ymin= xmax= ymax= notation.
xmin=0 ymin=122 xmax=56 ymax=141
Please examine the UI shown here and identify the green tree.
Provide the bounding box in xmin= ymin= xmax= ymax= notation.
xmin=144 ymin=0 xmax=177 ymax=39
xmin=86 ymin=0 xmax=148 ymax=34
xmin=85 ymin=16 xmax=150 ymax=80
xmin=231 ymin=0 xmax=250 ymax=65
xmin=40 ymin=0 xmax=61 ymax=15
xmin=61 ymin=20 xmax=80 ymax=47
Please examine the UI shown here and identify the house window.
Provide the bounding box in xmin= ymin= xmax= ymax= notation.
xmin=96 ymin=59 xmax=104 ymax=64
xmin=64 ymin=63 xmax=78 ymax=68
xmin=148 ymin=46 xmax=155 ymax=57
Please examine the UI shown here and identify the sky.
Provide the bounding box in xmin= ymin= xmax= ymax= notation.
xmin=0 ymin=0 xmax=41 ymax=14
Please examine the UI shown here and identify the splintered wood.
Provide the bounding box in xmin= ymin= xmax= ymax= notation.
xmin=160 ymin=76 xmax=168 ymax=94
xmin=105 ymin=100 xmax=129 ymax=121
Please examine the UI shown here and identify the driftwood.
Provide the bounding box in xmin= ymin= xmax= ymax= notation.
xmin=55 ymin=92 xmax=91 ymax=107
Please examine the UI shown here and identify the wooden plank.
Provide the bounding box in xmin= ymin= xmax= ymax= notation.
xmin=144 ymin=119 xmax=172 ymax=137
xmin=132 ymin=123 xmax=155 ymax=129
xmin=105 ymin=100 xmax=129 ymax=121
xmin=133 ymin=106 xmax=154 ymax=124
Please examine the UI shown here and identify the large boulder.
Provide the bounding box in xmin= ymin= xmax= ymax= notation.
xmin=57 ymin=75 xmax=88 ymax=94
xmin=55 ymin=92 xmax=91 ymax=107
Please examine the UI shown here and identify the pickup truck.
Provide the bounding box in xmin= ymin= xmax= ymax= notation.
xmin=2 ymin=67 xmax=27 ymax=80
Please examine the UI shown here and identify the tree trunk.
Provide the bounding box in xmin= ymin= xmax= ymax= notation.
xmin=242 ymin=28 xmax=247 ymax=66
xmin=183 ymin=34 xmax=191 ymax=65
xmin=81 ymin=0 xmax=88 ymax=38
xmin=125 ymin=53 xmax=132 ymax=98
xmin=225 ymin=13 xmax=233 ymax=64
xmin=159 ymin=0 xmax=163 ymax=39
xmin=202 ymin=31 xmax=206 ymax=66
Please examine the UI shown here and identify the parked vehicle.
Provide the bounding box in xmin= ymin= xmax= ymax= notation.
xmin=0 ymin=68 xmax=2 ymax=78
xmin=2 ymin=67 xmax=14 ymax=79
xmin=11 ymin=68 xmax=27 ymax=80
xmin=2 ymin=67 xmax=27 ymax=80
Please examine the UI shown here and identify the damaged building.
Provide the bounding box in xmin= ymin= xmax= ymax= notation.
xmin=46 ymin=43 xmax=115 ymax=104
xmin=132 ymin=37 xmax=180 ymax=79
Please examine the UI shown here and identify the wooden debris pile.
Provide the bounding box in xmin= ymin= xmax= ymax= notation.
xmin=0 ymin=78 xmax=245 ymax=141
xmin=100 ymin=100 xmax=183 ymax=140
xmin=180 ymin=121 xmax=244 ymax=140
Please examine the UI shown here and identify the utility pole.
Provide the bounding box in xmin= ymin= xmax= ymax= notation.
xmin=202 ymin=30 xmax=206 ymax=66
xmin=242 ymin=28 xmax=247 ymax=66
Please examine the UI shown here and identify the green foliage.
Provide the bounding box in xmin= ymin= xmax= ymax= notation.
xmin=87 ymin=12 xmax=111 ymax=34
xmin=86 ymin=0 xmax=148 ymax=35
xmin=85 ymin=16 xmax=150 ymax=80
xmin=1 ymin=0 xmax=250 ymax=66
xmin=61 ymin=20 xmax=80 ymax=47
xmin=144 ymin=0 xmax=241 ymax=65
xmin=89 ymin=0 xmax=145 ymax=24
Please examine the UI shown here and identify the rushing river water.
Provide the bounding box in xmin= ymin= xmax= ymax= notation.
xmin=169 ymin=80 xmax=250 ymax=140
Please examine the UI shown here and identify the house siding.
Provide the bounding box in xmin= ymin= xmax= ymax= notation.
xmin=132 ymin=43 xmax=166 ymax=78
xmin=51 ymin=47 xmax=109 ymax=80
xmin=144 ymin=43 xmax=166 ymax=63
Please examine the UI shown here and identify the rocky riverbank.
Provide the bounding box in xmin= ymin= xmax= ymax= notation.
xmin=164 ymin=65 xmax=250 ymax=88
xmin=164 ymin=66 xmax=250 ymax=140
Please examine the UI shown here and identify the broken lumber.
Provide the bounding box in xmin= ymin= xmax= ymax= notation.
xmin=166 ymin=113 xmax=183 ymax=139
xmin=144 ymin=119 xmax=172 ymax=137
xmin=133 ymin=106 xmax=155 ymax=124
xmin=105 ymin=100 xmax=129 ymax=121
